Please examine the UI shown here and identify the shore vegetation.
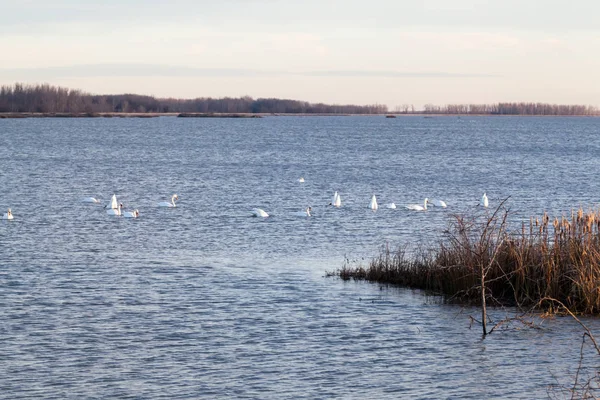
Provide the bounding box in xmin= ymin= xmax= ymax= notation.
xmin=335 ymin=203 xmax=600 ymax=317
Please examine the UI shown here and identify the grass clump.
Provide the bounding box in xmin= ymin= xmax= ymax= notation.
xmin=338 ymin=203 xmax=600 ymax=315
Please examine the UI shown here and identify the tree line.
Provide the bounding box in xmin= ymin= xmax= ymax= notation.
xmin=0 ymin=83 xmax=387 ymax=114
xmin=0 ymin=83 xmax=598 ymax=115
xmin=421 ymin=102 xmax=600 ymax=116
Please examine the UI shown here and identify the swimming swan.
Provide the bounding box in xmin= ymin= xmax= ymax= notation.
xmin=384 ymin=203 xmax=397 ymax=209
xmin=158 ymin=194 xmax=178 ymax=208
xmin=81 ymin=197 xmax=100 ymax=203
xmin=2 ymin=208 xmax=13 ymax=220
xmin=480 ymin=193 xmax=489 ymax=208
xmin=105 ymin=194 xmax=118 ymax=209
xmin=251 ymin=208 xmax=269 ymax=218
xmin=293 ymin=207 xmax=312 ymax=217
xmin=369 ymin=195 xmax=378 ymax=211
xmin=406 ymin=198 xmax=429 ymax=211
xmin=107 ymin=203 xmax=123 ymax=216
xmin=429 ymin=199 xmax=447 ymax=208
xmin=330 ymin=191 xmax=341 ymax=207
xmin=298 ymin=177 xmax=305 ymax=183
xmin=123 ymin=209 xmax=139 ymax=218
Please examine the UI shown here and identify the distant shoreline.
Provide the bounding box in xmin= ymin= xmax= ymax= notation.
xmin=0 ymin=112 xmax=177 ymax=118
xmin=2 ymin=83 xmax=598 ymax=117
xmin=0 ymin=112 xmax=350 ymax=118
xmin=1 ymin=112 xmax=599 ymax=119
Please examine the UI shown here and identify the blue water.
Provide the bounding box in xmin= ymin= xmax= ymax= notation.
xmin=1 ymin=116 xmax=599 ymax=399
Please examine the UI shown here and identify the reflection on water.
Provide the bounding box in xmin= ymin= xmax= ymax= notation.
xmin=0 ymin=116 xmax=599 ymax=398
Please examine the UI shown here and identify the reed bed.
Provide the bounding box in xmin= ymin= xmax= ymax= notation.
xmin=339 ymin=207 xmax=600 ymax=315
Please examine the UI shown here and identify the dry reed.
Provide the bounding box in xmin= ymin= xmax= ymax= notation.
xmin=339 ymin=206 xmax=600 ymax=315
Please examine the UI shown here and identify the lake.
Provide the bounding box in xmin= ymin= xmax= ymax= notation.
xmin=1 ymin=115 xmax=599 ymax=398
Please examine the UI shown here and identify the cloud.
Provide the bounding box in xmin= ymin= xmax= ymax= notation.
xmin=0 ymin=64 xmax=274 ymax=79
xmin=0 ymin=64 xmax=498 ymax=80
xmin=303 ymin=70 xmax=497 ymax=78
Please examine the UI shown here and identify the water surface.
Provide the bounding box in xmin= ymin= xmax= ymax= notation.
xmin=1 ymin=116 xmax=599 ymax=398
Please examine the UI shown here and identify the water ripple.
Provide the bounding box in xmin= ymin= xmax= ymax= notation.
xmin=1 ymin=116 xmax=599 ymax=398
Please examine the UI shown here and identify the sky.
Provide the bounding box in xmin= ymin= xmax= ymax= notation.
xmin=1 ymin=0 xmax=599 ymax=109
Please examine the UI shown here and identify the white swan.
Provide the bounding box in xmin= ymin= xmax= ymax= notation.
xmin=251 ymin=208 xmax=269 ymax=218
xmin=384 ymin=203 xmax=397 ymax=209
xmin=429 ymin=199 xmax=447 ymax=208
xmin=406 ymin=198 xmax=429 ymax=211
xmin=2 ymin=208 xmax=14 ymax=220
xmin=158 ymin=194 xmax=178 ymax=208
xmin=81 ymin=197 xmax=100 ymax=203
xmin=480 ymin=193 xmax=489 ymax=208
xmin=107 ymin=203 xmax=123 ymax=216
xmin=293 ymin=207 xmax=312 ymax=217
xmin=298 ymin=177 xmax=305 ymax=183
xmin=105 ymin=194 xmax=118 ymax=209
xmin=330 ymin=191 xmax=341 ymax=207
xmin=369 ymin=195 xmax=378 ymax=211
xmin=123 ymin=209 xmax=139 ymax=218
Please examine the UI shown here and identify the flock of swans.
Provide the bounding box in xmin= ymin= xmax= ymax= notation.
xmin=248 ymin=179 xmax=490 ymax=219
xmin=0 ymin=193 xmax=179 ymax=220
xmin=85 ymin=193 xmax=179 ymax=218
xmin=2 ymin=185 xmax=490 ymax=221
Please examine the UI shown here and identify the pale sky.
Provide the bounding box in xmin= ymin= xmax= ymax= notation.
xmin=1 ymin=0 xmax=599 ymax=108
